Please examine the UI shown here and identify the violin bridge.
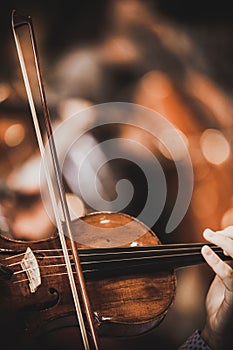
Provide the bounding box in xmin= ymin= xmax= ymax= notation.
xmin=20 ymin=247 xmax=41 ymax=293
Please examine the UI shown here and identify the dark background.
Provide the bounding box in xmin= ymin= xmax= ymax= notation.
xmin=1 ymin=1 xmax=233 ymax=349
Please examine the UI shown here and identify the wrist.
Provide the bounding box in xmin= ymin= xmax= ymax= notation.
xmin=201 ymin=326 xmax=223 ymax=350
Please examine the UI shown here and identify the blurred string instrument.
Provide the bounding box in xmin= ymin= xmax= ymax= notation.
xmin=0 ymin=10 xmax=231 ymax=350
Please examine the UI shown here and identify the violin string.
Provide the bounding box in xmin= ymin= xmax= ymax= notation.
xmin=14 ymin=251 xmax=225 ymax=286
xmin=13 ymin=271 xmax=79 ymax=284
xmin=3 ymin=250 xmax=73 ymax=261
xmin=4 ymin=247 xmax=206 ymax=268
xmin=1 ymin=242 xmax=217 ymax=262
xmin=4 ymin=252 xmax=28 ymax=260
xmin=4 ymin=244 xmax=221 ymax=270
xmin=7 ymin=255 xmax=73 ymax=267
xmin=14 ymin=249 xmax=226 ymax=285
xmin=11 ymin=247 xmax=225 ymax=283
xmin=14 ymin=262 xmax=76 ymax=275
xmin=2 ymin=242 xmax=216 ymax=263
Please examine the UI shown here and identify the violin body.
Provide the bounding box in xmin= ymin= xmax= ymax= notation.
xmin=0 ymin=212 xmax=176 ymax=345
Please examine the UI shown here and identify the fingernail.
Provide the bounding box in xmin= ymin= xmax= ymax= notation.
xmin=202 ymin=245 xmax=212 ymax=256
xmin=204 ymin=228 xmax=213 ymax=237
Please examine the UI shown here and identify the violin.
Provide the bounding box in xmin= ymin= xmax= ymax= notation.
xmin=0 ymin=211 xmax=229 ymax=349
xmin=6 ymin=9 xmax=231 ymax=350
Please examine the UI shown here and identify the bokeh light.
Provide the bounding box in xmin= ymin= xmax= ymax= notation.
xmin=200 ymin=129 xmax=230 ymax=165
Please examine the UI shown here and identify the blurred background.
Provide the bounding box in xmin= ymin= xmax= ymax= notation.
xmin=1 ymin=0 xmax=233 ymax=349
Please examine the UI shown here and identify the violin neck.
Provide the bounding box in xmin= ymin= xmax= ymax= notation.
xmin=80 ymin=243 xmax=231 ymax=278
xmin=156 ymin=243 xmax=229 ymax=270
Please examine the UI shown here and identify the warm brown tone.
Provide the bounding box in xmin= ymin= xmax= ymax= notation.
xmin=0 ymin=212 xmax=176 ymax=346
xmin=0 ymin=212 xmax=229 ymax=349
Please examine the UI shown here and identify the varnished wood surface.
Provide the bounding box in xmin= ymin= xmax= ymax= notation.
xmin=0 ymin=212 xmax=176 ymax=346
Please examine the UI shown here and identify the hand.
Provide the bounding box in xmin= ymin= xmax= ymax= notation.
xmin=201 ymin=226 xmax=233 ymax=350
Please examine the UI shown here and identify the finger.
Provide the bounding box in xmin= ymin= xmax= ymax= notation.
xmin=205 ymin=226 xmax=233 ymax=238
xmin=219 ymin=226 xmax=233 ymax=238
xmin=201 ymin=245 xmax=233 ymax=291
xmin=203 ymin=229 xmax=233 ymax=257
xmin=223 ymin=250 xmax=230 ymax=256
